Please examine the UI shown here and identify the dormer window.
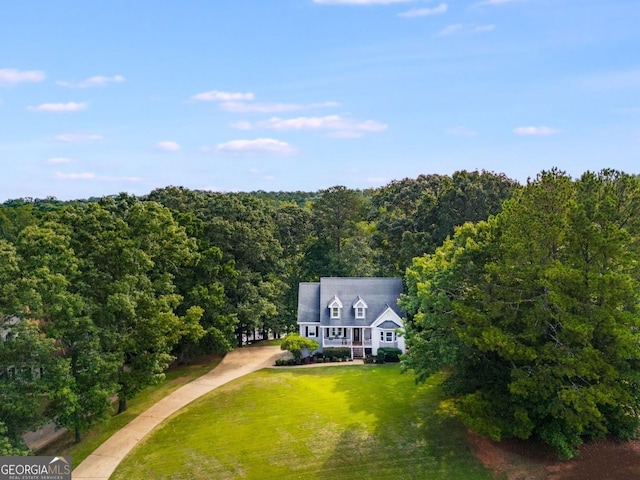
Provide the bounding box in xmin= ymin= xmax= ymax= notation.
xmin=353 ymin=296 xmax=368 ymax=319
xmin=328 ymin=295 xmax=343 ymax=319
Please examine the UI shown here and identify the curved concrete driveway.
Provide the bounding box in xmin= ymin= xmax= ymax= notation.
xmin=72 ymin=345 xmax=285 ymax=480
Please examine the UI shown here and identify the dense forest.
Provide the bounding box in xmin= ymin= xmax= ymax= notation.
xmin=0 ymin=169 xmax=518 ymax=453
xmin=5 ymin=168 xmax=640 ymax=458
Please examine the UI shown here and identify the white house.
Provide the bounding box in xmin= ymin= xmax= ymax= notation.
xmin=297 ymin=277 xmax=406 ymax=359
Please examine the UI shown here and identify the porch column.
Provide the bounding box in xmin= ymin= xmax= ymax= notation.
xmin=350 ymin=327 xmax=353 ymax=359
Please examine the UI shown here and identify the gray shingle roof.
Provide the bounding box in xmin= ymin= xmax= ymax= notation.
xmin=378 ymin=320 xmax=402 ymax=329
xmin=297 ymin=277 xmax=404 ymax=327
xmin=297 ymin=282 xmax=321 ymax=323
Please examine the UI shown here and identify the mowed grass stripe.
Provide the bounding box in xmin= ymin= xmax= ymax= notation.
xmin=112 ymin=365 xmax=493 ymax=480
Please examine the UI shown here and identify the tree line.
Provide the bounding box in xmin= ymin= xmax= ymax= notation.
xmin=0 ymin=170 xmax=517 ymax=454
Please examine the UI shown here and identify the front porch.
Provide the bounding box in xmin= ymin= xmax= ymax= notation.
xmin=322 ymin=327 xmax=371 ymax=358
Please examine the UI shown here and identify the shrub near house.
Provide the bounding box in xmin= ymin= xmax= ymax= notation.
xmin=376 ymin=347 xmax=402 ymax=362
xmin=322 ymin=347 xmax=351 ymax=361
xmin=280 ymin=334 xmax=318 ymax=363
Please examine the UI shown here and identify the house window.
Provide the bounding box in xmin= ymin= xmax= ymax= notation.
xmin=380 ymin=331 xmax=395 ymax=343
xmin=308 ymin=327 xmax=316 ymax=337
xmin=329 ymin=295 xmax=343 ymax=319
xmin=353 ymin=297 xmax=368 ymax=319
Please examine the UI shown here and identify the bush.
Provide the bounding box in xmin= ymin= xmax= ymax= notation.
xmin=275 ymin=358 xmax=297 ymax=366
xmin=377 ymin=347 xmax=402 ymax=362
xmin=281 ymin=334 xmax=319 ymax=360
xmin=375 ymin=352 xmax=385 ymax=364
xmin=323 ymin=347 xmax=351 ymax=361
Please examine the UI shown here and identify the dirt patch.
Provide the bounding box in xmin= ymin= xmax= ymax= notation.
xmin=468 ymin=431 xmax=551 ymax=480
xmin=546 ymin=438 xmax=640 ymax=480
xmin=468 ymin=431 xmax=640 ymax=480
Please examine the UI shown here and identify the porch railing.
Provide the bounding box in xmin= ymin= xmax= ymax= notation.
xmin=323 ymin=338 xmax=372 ymax=347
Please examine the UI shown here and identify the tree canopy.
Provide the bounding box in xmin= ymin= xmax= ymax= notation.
xmin=402 ymin=169 xmax=640 ymax=458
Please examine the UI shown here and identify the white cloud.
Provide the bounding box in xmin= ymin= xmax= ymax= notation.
xmin=0 ymin=68 xmax=45 ymax=86
xmin=476 ymin=0 xmax=522 ymax=5
xmin=57 ymin=75 xmax=126 ymax=88
xmin=192 ymin=90 xmax=255 ymax=102
xmin=314 ymin=0 xmax=414 ymax=4
xmin=513 ymin=126 xmax=561 ymax=136
xmin=55 ymin=133 xmax=103 ymax=142
xmin=438 ymin=24 xmax=464 ymax=36
xmin=154 ymin=141 xmax=181 ymax=152
xmin=54 ymin=172 xmax=96 ymax=180
xmin=192 ymin=88 xmax=340 ymax=114
xmin=447 ymin=126 xmax=478 ymax=136
xmin=47 ymin=157 xmax=72 ymax=164
xmin=28 ymin=102 xmax=87 ymax=112
xmin=231 ymin=114 xmax=386 ymax=138
xmin=438 ymin=23 xmax=495 ymax=36
xmin=220 ymin=100 xmax=340 ymax=113
xmin=471 ymin=24 xmax=496 ymax=33
xmin=230 ymin=120 xmax=253 ymax=130
xmin=53 ymin=171 xmax=141 ymax=182
xmin=399 ymin=3 xmax=448 ymax=17
xmin=215 ymin=138 xmax=296 ymax=155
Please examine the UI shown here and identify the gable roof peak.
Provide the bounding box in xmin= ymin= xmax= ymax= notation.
xmin=353 ymin=296 xmax=368 ymax=308
xmin=328 ymin=295 xmax=343 ymax=308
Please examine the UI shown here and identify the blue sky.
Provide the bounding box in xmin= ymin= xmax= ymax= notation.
xmin=1 ymin=0 xmax=639 ymax=201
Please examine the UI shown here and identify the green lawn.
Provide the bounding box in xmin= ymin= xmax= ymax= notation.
xmin=40 ymin=358 xmax=221 ymax=464
xmin=112 ymin=364 xmax=493 ymax=480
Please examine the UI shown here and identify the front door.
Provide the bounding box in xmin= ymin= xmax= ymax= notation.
xmin=353 ymin=328 xmax=361 ymax=344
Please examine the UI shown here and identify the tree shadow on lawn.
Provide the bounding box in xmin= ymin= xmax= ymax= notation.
xmin=319 ymin=364 xmax=494 ymax=480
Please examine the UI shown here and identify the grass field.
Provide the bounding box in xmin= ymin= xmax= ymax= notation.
xmin=112 ymin=364 xmax=493 ymax=480
xmin=40 ymin=357 xmax=221 ymax=464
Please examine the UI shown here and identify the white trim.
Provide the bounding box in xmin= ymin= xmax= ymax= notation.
xmin=353 ymin=297 xmax=368 ymax=319
xmin=371 ymin=306 xmax=403 ymax=328
xmin=328 ymin=295 xmax=343 ymax=309
xmin=328 ymin=295 xmax=343 ymax=319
